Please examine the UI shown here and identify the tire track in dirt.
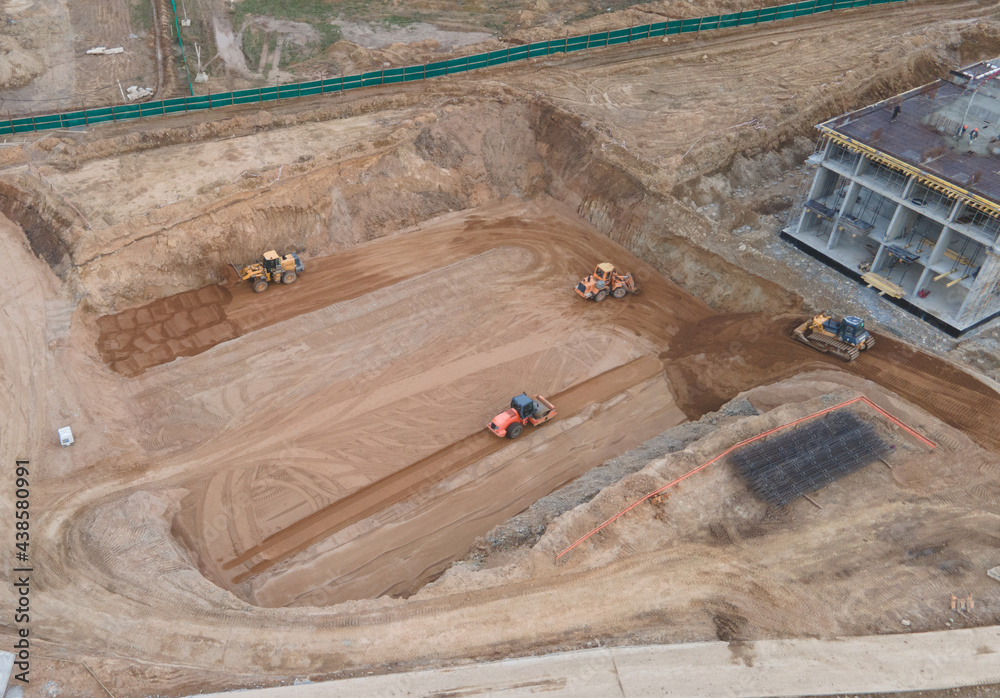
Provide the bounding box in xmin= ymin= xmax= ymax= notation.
xmin=96 ymin=209 xmax=704 ymax=376
xmin=662 ymin=313 xmax=1000 ymax=455
xmin=223 ymin=354 xmax=665 ymax=585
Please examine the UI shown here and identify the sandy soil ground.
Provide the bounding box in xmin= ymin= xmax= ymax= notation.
xmin=4 ymin=196 xmax=1000 ymax=696
xmin=2 ymin=1 xmax=1000 ymax=696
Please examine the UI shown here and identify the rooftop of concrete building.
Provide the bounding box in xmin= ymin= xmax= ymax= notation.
xmin=821 ymin=60 xmax=1000 ymax=206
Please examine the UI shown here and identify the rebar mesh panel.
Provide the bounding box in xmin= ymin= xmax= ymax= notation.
xmin=730 ymin=412 xmax=888 ymax=506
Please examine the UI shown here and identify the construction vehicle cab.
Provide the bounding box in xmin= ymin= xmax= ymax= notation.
xmin=793 ymin=312 xmax=875 ymax=362
xmin=831 ymin=316 xmax=866 ymax=345
xmin=488 ymin=393 xmax=557 ymax=439
xmin=575 ymin=262 xmax=639 ymax=302
xmin=237 ymin=250 xmax=304 ymax=293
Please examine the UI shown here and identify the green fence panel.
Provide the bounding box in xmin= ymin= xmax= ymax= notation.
xmin=230 ymin=89 xmax=258 ymax=105
xmin=298 ymin=79 xmax=323 ymax=95
xmin=139 ymin=101 xmax=165 ymax=116
xmin=11 ymin=117 xmax=35 ymax=134
xmin=507 ymin=45 xmax=530 ymax=62
xmin=360 ymin=71 xmax=383 ymax=87
xmin=759 ymin=6 xmax=780 ymax=22
xmin=112 ymin=103 xmax=140 ymax=118
xmin=423 ymin=60 xmax=447 ymax=78
xmin=31 ymin=114 xmax=60 ymax=128
xmin=719 ymin=12 xmax=741 ymax=28
xmin=588 ymin=31 xmax=609 ymax=48
xmin=61 ymin=110 xmax=87 ymax=127
xmin=680 ymin=17 xmax=702 ymax=32
xmin=86 ymin=110 xmax=115 ymax=125
xmin=701 ymin=15 xmax=722 ymax=30
xmin=184 ymin=95 xmax=210 ymax=110
xmin=86 ymin=107 xmax=114 ymax=119
xmin=525 ymin=40 xmax=546 ymax=57
xmin=380 ymin=69 xmax=404 ymax=85
xmin=631 ymin=23 xmax=652 ymax=39
xmin=548 ymin=38 xmax=569 ymax=53
xmin=0 ymin=0 xmax=908 ymax=136
xmin=161 ymin=97 xmax=187 ymax=113
xmin=607 ymin=28 xmax=630 ymax=45
xmin=792 ymin=0 xmax=816 ymax=15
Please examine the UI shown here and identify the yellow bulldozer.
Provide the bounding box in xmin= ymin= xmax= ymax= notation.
xmin=793 ymin=312 xmax=875 ymax=362
xmin=234 ymin=250 xmax=304 ymax=293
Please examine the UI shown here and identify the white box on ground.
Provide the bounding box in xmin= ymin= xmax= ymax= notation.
xmin=58 ymin=426 xmax=74 ymax=447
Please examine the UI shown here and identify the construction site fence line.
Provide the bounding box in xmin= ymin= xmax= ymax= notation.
xmin=554 ymin=394 xmax=934 ymax=560
xmin=0 ymin=0 xmax=906 ymax=137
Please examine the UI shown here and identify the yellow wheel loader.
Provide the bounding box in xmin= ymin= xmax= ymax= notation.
xmin=234 ymin=250 xmax=304 ymax=293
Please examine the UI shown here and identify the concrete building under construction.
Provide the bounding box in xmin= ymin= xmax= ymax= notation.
xmin=783 ymin=60 xmax=1000 ymax=336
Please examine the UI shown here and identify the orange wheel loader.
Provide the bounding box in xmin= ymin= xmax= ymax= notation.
xmin=575 ymin=262 xmax=639 ymax=302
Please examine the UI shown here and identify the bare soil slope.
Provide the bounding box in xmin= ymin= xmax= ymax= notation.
xmin=2 ymin=2 xmax=1000 ymax=696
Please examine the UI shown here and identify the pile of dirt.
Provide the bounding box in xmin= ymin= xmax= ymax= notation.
xmin=467 ymin=396 xmax=759 ymax=564
xmin=0 ymin=35 xmax=43 ymax=89
xmin=431 ymin=371 xmax=1000 ymax=646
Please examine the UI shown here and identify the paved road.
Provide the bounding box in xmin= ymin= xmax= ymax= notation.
xmin=201 ymin=626 xmax=1000 ymax=697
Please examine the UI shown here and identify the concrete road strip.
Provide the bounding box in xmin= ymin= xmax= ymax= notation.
xmin=200 ymin=626 xmax=1000 ymax=697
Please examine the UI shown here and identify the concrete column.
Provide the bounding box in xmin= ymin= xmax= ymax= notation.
xmin=957 ymin=246 xmax=1000 ymax=324
xmin=915 ymin=266 xmax=934 ymax=294
xmin=829 ymin=181 xmax=862 ymax=249
xmin=852 ymin=154 xmax=867 ymax=177
xmin=901 ymin=175 xmax=917 ymax=199
xmin=795 ymin=165 xmax=831 ymax=235
xmin=884 ymin=202 xmax=909 ymax=242
xmin=929 ymin=228 xmax=954 ymax=268
xmin=948 ymin=199 xmax=963 ymax=222
xmin=872 ymin=243 xmax=890 ymax=273
xmin=805 ymin=165 xmax=829 ymax=201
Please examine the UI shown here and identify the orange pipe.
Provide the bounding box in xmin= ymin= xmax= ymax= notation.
xmin=555 ymin=395 xmax=934 ymax=560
